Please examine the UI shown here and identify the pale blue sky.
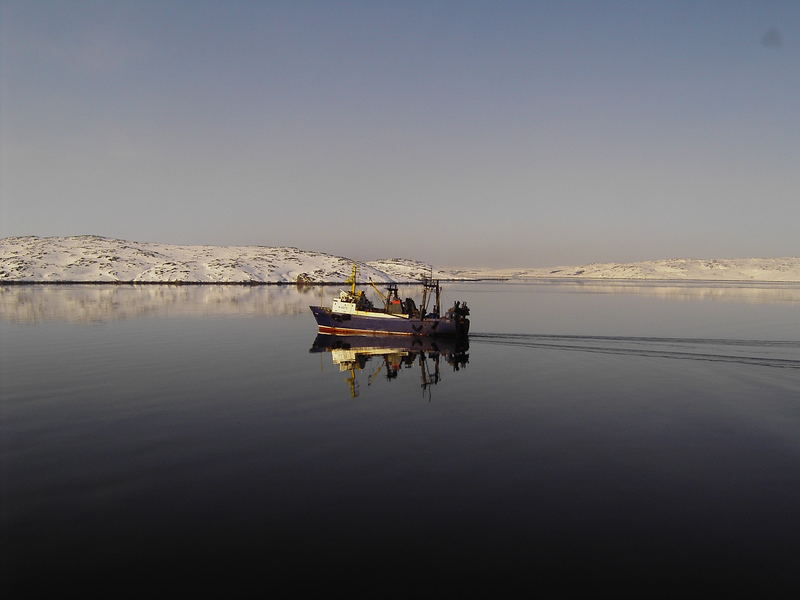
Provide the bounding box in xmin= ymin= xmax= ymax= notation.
xmin=1 ymin=0 xmax=797 ymax=266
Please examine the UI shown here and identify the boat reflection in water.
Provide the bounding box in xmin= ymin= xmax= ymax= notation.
xmin=310 ymin=334 xmax=469 ymax=398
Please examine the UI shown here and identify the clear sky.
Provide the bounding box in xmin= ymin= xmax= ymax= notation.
xmin=1 ymin=0 xmax=798 ymax=266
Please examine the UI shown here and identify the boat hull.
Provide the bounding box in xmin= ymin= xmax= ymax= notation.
xmin=309 ymin=306 xmax=468 ymax=337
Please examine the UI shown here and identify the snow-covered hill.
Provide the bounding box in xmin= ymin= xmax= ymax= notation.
xmin=365 ymin=258 xmax=457 ymax=282
xmin=2 ymin=236 xmax=798 ymax=283
xmin=0 ymin=236 xmax=395 ymax=283
xmin=438 ymin=257 xmax=800 ymax=282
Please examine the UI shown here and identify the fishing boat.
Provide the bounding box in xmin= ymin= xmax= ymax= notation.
xmin=309 ymin=265 xmax=470 ymax=337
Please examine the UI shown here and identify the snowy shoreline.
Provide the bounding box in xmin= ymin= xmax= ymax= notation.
xmin=4 ymin=277 xmax=799 ymax=286
xmin=2 ymin=236 xmax=799 ymax=284
xmin=0 ymin=278 xmax=480 ymax=285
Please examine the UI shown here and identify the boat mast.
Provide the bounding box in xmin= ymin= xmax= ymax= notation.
xmin=346 ymin=263 xmax=359 ymax=295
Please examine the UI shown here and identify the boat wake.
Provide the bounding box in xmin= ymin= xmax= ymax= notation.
xmin=470 ymin=333 xmax=800 ymax=369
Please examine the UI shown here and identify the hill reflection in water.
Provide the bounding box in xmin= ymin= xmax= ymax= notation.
xmin=505 ymin=279 xmax=800 ymax=304
xmin=2 ymin=280 xmax=799 ymax=324
xmin=0 ymin=283 xmax=427 ymax=324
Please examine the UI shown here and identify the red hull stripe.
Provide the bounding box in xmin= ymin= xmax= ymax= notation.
xmin=318 ymin=325 xmax=417 ymax=336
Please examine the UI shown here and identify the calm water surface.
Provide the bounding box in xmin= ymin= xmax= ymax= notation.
xmin=2 ymin=282 xmax=800 ymax=592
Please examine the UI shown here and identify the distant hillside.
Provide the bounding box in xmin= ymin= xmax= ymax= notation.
xmin=438 ymin=257 xmax=800 ymax=282
xmin=366 ymin=258 xmax=459 ymax=282
xmin=0 ymin=236 xmax=395 ymax=284
xmin=2 ymin=236 xmax=798 ymax=283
